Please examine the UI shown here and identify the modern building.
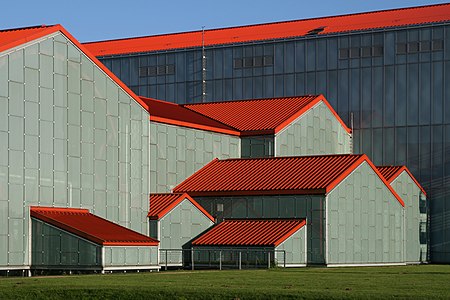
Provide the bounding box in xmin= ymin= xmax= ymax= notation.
xmin=144 ymin=95 xmax=351 ymax=192
xmin=174 ymin=154 xmax=407 ymax=266
xmin=85 ymin=3 xmax=450 ymax=262
xmin=378 ymin=165 xmax=428 ymax=263
xmin=148 ymin=193 xmax=215 ymax=266
xmin=0 ymin=24 xmax=155 ymax=273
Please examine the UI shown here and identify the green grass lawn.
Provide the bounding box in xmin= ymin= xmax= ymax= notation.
xmin=1 ymin=265 xmax=450 ymax=299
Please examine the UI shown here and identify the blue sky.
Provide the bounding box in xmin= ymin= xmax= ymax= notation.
xmin=1 ymin=0 xmax=447 ymax=42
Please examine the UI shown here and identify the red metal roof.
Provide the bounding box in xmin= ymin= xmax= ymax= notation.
xmin=149 ymin=193 xmax=215 ymax=222
xmin=192 ymin=219 xmax=306 ymax=247
xmin=183 ymin=95 xmax=351 ymax=136
xmin=174 ymin=154 xmax=405 ymax=206
xmin=0 ymin=24 xmax=149 ymax=112
xmin=30 ymin=206 xmax=159 ymax=246
xmin=84 ymin=4 xmax=450 ymax=56
xmin=377 ymin=166 xmax=427 ymax=196
xmin=141 ymin=97 xmax=239 ymax=136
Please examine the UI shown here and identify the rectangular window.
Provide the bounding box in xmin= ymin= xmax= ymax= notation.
xmin=420 ymin=41 xmax=431 ymax=52
xmin=243 ymin=57 xmax=253 ymax=68
xmin=263 ymin=56 xmax=273 ymax=66
xmin=233 ymin=58 xmax=243 ymax=69
xmin=138 ymin=67 xmax=148 ymax=77
xmin=349 ymin=47 xmax=360 ymax=58
xmin=372 ymin=46 xmax=383 ymax=56
xmin=408 ymin=42 xmax=419 ymax=53
xmin=253 ymin=56 xmax=263 ymax=67
xmin=338 ymin=48 xmax=349 ymax=59
xmin=432 ymin=39 xmax=444 ymax=51
xmin=396 ymin=43 xmax=407 ymax=54
xmin=361 ymin=47 xmax=371 ymax=57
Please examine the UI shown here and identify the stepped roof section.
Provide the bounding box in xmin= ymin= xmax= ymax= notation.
xmin=31 ymin=207 xmax=159 ymax=246
xmin=148 ymin=193 xmax=215 ymax=221
xmin=377 ymin=165 xmax=427 ymax=195
xmin=84 ymin=4 xmax=450 ymax=56
xmin=192 ymin=219 xmax=306 ymax=247
xmin=143 ymin=95 xmax=350 ymax=136
xmin=0 ymin=24 xmax=149 ymax=111
xmin=174 ymin=154 xmax=404 ymax=206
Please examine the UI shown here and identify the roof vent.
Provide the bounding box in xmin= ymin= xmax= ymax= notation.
xmin=306 ymin=26 xmax=325 ymax=35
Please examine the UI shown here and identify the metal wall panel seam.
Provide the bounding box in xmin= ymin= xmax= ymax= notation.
xmin=0 ymin=33 xmax=60 ymax=58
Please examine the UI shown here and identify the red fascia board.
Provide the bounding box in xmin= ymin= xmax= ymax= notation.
xmin=325 ymin=155 xmax=405 ymax=207
xmin=273 ymin=94 xmax=351 ymax=134
xmin=150 ymin=116 xmax=240 ymax=136
xmin=178 ymin=189 xmax=326 ymax=197
xmin=273 ymin=219 xmax=306 ymax=247
xmin=149 ymin=193 xmax=215 ymax=222
xmin=55 ymin=26 xmax=149 ymax=112
xmin=383 ymin=166 xmax=427 ymax=196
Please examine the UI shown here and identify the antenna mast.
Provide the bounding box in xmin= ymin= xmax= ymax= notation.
xmin=202 ymin=26 xmax=207 ymax=102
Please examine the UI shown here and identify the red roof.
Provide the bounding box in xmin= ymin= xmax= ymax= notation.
xmin=30 ymin=206 xmax=159 ymax=246
xmin=174 ymin=154 xmax=404 ymax=206
xmin=84 ymin=4 xmax=450 ymax=56
xmin=192 ymin=219 xmax=306 ymax=247
xmin=377 ymin=166 xmax=426 ymax=196
xmin=141 ymin=97 xmax=239 ymax=136
xmin=0 ymin=25 xmax=149 ymax=112
xmin=149 ymin=193 xmax=215 ymax=222
xmin=183 ymin=95 xmax=350 ymax=135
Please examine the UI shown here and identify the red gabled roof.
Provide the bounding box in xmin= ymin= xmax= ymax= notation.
xmin=183 ymin=95 xmax=351 ymax=136
xmin=0 ymin=24 xmax=149 ymax=112
xmin=84 ymin=4 xmax=450 ymax=56
xmin=149 ymin=193 xmax=215 ymax=222
xmin=174 ymin=154 xmax=405 ymax=206
xmin=192 ymin=219 xmax=306 ymax=247
xmin=141 ymin=97 xmax=239 ymax=136
xmin=30 ymin=206 xmax=159 ymax=246
xmin=377 ymin=165 xmax=427 ymax=196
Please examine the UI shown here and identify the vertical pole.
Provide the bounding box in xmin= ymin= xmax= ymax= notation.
xmin=219 ymin=250 xmax=222 ymax=270
xmin=239 ymin=251 xmax=242 ymax=270
xmin=165 ymin=250 xmax=168 ymax=271
xmin=267 ymin=252 xmax=271 ymax=269
xmin=191 ymin=249 xmax=194 ymax=271
xmin=284 ymin=250 xmax=286 ymax=268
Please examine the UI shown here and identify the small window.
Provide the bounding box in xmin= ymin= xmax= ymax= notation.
xmin=138 ymin=67 xmax=148 ymax=77
xmin=148 ymin=66 xmax=157 ymax=76
xmin=233 ymin=58 xmax=243 ymax=69
xmin=349 ymin=47 xmax=360 ymax=58
xmin=338 ymin=48 xmax=349 ymax=59
xmin=217 ymin=203 xmax=224 ymax=212
xmin=157 ymin=65 xmax=166 ymax=75
xmin=408 ymin=42 xmax=419 ymax=53
xmin=372 ymin=46 xmax=383 ymax=56
xmin=166 ymin=64 xmax=175 ymax=75
xmin=432 ymin=39 xmax=444 ymax=51
xmin=361 ymin=47 xmax=372 ymax=57
xmin=420 ymin=41 xmax=431 ymax=52
xmin=396 ymin=43 xmax=407 ymax=54
xmin=243 ymin=57 xmax=253 ymax=68
xmin=419 ymin=222 xmax=427 ymax=245
xmin=253 ymin=56 xmax=263 ymax=67
xmin=263 ymin=56 xmax=273 ymax=66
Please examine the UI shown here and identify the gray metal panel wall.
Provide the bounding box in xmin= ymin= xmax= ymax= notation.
xmin=196 ymin=195 xmax=325 ymax=264
xmin=159 ymin=199 xmax=214 ymax=250
xmin=327 ymin=161 xmax=404 ymax=265
xmin=0 ymin=32 xmax=150 ymax=269
xmin=103 ymin=246 xmax=158 ymax=268
xmin=100 ymin=23 xmax=450 ymax=262
xmin=391 ymin=171 xmax=422 ymax=263
xmin=275 ymin=101 xmax=352 ymax=156
xmin=275 ymin=225 xmax=306 ymax=266
xmin=150 ymin=122 xmax=240 ymax=193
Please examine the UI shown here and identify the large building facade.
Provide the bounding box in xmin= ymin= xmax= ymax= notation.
xmin=85 ymin=4 xmax=450 ymax=262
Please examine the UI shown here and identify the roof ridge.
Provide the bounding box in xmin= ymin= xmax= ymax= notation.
xmin=83 ymin=3 xmax=448 ymax=44
xmin=0 ymin=24 xmax=55 ymax=33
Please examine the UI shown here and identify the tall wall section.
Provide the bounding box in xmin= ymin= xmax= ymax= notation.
xmin=391 ymin=172 xmax=423 ymax=263
xmin=0 ymin=32 xmax=150 ymax=269
xmin=275 ymin=101 xmax=352 ymax=156
xmin=150 ymin=122 xmax=240 ymax=193
xmin=326 ymin=162 xmax=404 ymax=265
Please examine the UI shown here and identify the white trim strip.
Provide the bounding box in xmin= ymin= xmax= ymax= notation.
xmin=327 ymin=262 xmax=406 ymax=267
xmin=103 ymin=265 xmax=160 ymax=271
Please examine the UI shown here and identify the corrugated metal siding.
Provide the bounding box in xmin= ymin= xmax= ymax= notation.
xmin=174 ymin=155 xmax=364 ymax=195
xmin=326 ymin=162 xmax=404 ymax=264
xmin=192 ymin=219 xmax=305 ymax=247
xmin=31 ymin=207 xmax=158 ymax=246
xmin=84 ymin=4 xmax=450 ymax=55
xmin=275 ymin=101 xmax=352 ymax=156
